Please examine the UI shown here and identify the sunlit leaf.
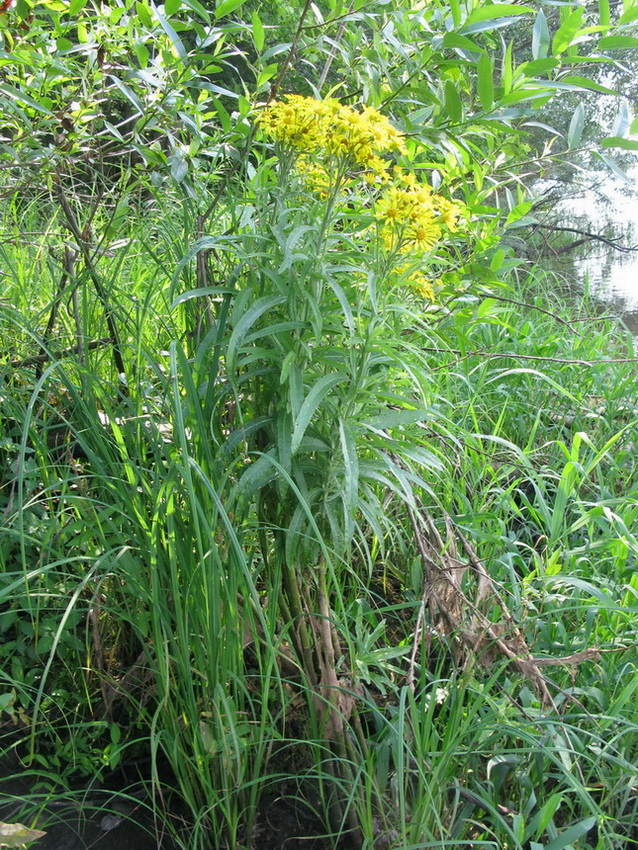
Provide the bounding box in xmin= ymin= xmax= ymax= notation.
xmin=532 ymin=10 xmax=550 ymax=60
xmin=0 ymin=823 xmax=46 ymax=848
xmin=598 ymin=35 xmax=638 ymax=49
xmin=601 ymin=136 xmax=638 ymax=150
xmin=552 ymin=7 xmax=584 ymax=55
xmin=567 ymin=102 xmax=584 ymax=148
xmin=215 ymin=0 xmax=245 ymax=19
xmin=477 ymin=51 xmax=494 ymax=110
xmin=464 ymin=4 xmax=532 ymax=26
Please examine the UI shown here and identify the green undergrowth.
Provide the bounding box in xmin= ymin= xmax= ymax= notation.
xmin=1 ymin=190 xmax=637 ymax=850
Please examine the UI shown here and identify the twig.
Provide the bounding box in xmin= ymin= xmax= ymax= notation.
xmin=530 ymin=223 xmax=638 ymax=254
xmin=54 ymin=175 xmax=127 ymax=379
xmin=7 ymin=337 xmax=113 ymax=369
xmin=426 ymin=347 xmax=636 ymax=370
xmin=477 ymin=293 xmax=582 ymax=333
xmin=317 ymin=2 xmax=355 ymax=91
xmin=268 ymin=0 xmax=314 ymax=103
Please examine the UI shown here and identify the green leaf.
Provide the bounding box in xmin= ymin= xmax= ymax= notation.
xmin=477 ymin=51 xmax=494 ymax=110
xmin=362 ymin=408 xmax=431 ymax=432
xmin=567 ymin=102 xmax=584 ymax=148
xmin=136 ymin=0 xmax=153 ymax=28
xmin=165 ymin=0 xmax=181 ymax=13
xmin=532 ymin=10 xmax=550 ymax=60
xmin=212 ymin=96 xmax=231 ymax=131
xmin=464 ymin=4 xmax=532 ymax=26
xmin=490 ymin=248 xmax=505 ymax=271
xmin=485 ymin=369 xmax=578 ymax=403
xmin=169 ymin=152 xmax=188 ymax=183
xmin=108 ymin=77 xmax=144 ymax=112
xmin=221 ymin=416 xmax=272 ymax=457
xmin=601 ymin=136 xmax=638 ymax=150
xmin=0 ymin=84 xmax=53 ymax=115
xmin=232 ymin=451 xmax=278 ymax=503
xmin=291 ymin=374 xmax=347 ymax=455
xmin=215 ymin=0 xmax=246 ymax=19
xmin=552 ymin=7 xmax=584 ymax=55
xmin=135 ymin=41 xmax=150 ymax=68
xmin=448 ymin=0 xmax=461 ymax=28
xmin=226 ymin=295 xmax=286 ymax=375
xmin=598 ymin=35 xmax=638 ymax=49
xmin=561 ymin=75 xmax=617 ymax=95
xmin=252 ymin=11 xmax=264 ymax=50
xmin=171 ymin=286 xmax=233 ymax=308
xmin=524 ymin=58 xmax=559 ymax=75
xmin=502 ymin=40 xmax=513 ymax=93
xmin=544 ymin=817 xmax=596 ymax=850
xmin=339 ymin=419 xmax=359 ymax=534
xmin=181 ymin=0 xmax=210 ymax=20
xmin=536 ymin=793 xmax=563 ymax=837
xmin=275 ymin=409 xmax=292 ymax=478
xmin=444 ymin=80 xmax=463 ymax=123
xmin=69 ymin=0 xmax=88 ymax=12
xmin=154 ymin=4 xmax=186 ymax=57
xmin=442 ymin=33 xmax=481 ymax=54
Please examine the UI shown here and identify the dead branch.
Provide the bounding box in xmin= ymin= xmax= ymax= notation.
xmin=407 ymin=503 xmax=557 ymax=707
xmin=7 ymin=337 xmax=113 ymax=369
xmin=530 ymin=223 xmax=638 ymax=254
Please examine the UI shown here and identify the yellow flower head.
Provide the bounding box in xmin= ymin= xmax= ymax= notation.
xmin=394 ymin=265 xmax=437 ymax=301
xmin=374 ymin=174 xmax=465 ymax=254
xmin=257 ymin=95 xmax=407 ymax=178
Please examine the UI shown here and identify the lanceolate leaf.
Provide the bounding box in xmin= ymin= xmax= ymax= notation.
xmin=567 ymin=102 xmax=585 ymax=148
xmin=477 ymin=51 xmax=494 ymax=110
xmin=463 ymin=4 xmax=532 ymax=26
xmin=560 ymin=75 xmax=618 ymax=95
xmin=226 ymin=295 xmax=286 ymax=375
xmin=598 ymin=35 xmax=638 ymax=49
xmin=444 ymin=80 xmax=463 ymax=123
xmin=552 ymin=7 xmax=584 ymax=55
xmin=291 ymin=374 xmax=347 ymax=455
xmin=532 ymin=10 xmax=550 ymax=60
xmin=601 ymin=136 xmax=638 ymax=150
xmin=339 ymin=419 xmax=359 ymax=529
xmin=544 ymin=817 xmax=596 ymax=850
xmin=215 ymin=0 xmax=246 ymax=18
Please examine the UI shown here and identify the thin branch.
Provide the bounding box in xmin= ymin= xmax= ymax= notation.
xmin=7 ymin=337 xmax=113 ymax=369
xmin=467 ymin=293 xmax=582 ymax=333
xmin=426 ymin=347 xmax=636 ymax=370
xmin=530 ymin=223 xmax=638 ymax=254
xmin=317 ymin=1 xmax=355 ymax=92
xmin=54 ymin=174 xmax=127 ymax=379
xmin=268 ymin=0 xmax=314 ymax=103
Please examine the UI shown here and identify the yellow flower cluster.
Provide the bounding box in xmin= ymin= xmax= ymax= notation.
xmin=257 ymin=97 xmax=464 ymax=304
xmin=258 ymin=94 xmax=407 ymax=176
xmin=375 ymin=170 xmax=463 ymax=254
xmin=395 ymin=266 xmax=437 ymax=301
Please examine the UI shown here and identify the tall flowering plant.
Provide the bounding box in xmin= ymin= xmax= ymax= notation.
xmin=213 ymin=94 xmax=464 ymax=844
